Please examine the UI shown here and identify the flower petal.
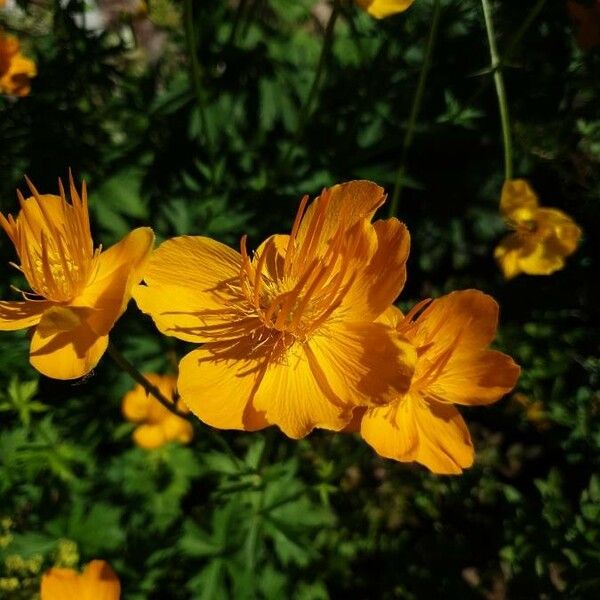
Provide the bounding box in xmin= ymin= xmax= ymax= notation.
xmin=29 ymin=314 xmax=108 ymax=380
xmin=73 ymin=227 xmax=154 ymax=336
xmin=513 ymin=208 xmax=582 ymax=276
xmin=178 ymin=341 xmax=269 ymax=432
xmin=0 ymin=52 xmax=36 ymax=97
xmin=306 ymin=320 xmax=416 ymax=408
xmin=355 ymin=0 xmax=416 ymax=19
xmin=41 ymin=561 xmax=120 ymax=600
xmin=122 ymin=385 xmax=151 ymax=423
xmin=341 ymin=218 xmax=410 ymax=319
xmin=361 ymin=396 xmax=474 ymax=474
xmin=162 ymin=415 xmax=194 ymax=445
xmin=539 ymin=208 xmax=582 ymax=255
xmin=500 ymin=178 xmax=539 ymax=217
xmin=133 ymin=236 xmax=251 ymax=342
xmin=494 ymin=233 xmax=527 ymax=279
xmin=410 ymin=290 xmax=500 ymax=352
xmin=80 ymin=560 xmax=120 ymax=600
xmin=296 ymin=180 xmax=385 ymax=258
xmin=40 ymin=567 xmax=81 ymax=600
xmin=430 ymin=349 xmax=520 ymax=406
xmin=133 ymin=424 xmax=168 ymax=449
xmin=253 ymin=341 xmax=353 ymax=439
xmin=376 ymin=304 xmax=404 ymax=329
xmin=180 ymin=334 xmax=355 ymax=439
xmin=0 ymin=299 xmax=50 ymax=331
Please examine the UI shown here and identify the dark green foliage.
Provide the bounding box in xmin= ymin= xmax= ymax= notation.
xmin=1 ymin=0 xmax=599 ymax=598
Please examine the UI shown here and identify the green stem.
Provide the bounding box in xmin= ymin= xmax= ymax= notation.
xmin=184 ymin=0 xmax=214 ymax=161
xmin=388 ymin=0 xmax=442 ymax=218
xmin=107 ymin=343 xmax=191 ymax=420
xmin=461 ymin=0 xmax=548 ymax=113
xmin=280 ymin=1 xmax=340 ymax=168
xmin=481 ymin=0 xmax=513 ymax=180
xmin=109 ymin=344 xmax=244 ymax=464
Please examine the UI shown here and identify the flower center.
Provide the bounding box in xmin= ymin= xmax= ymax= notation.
xmin=238 ymin=191 xmax=358 ymax=341
xmin=0 ymin=179 xmax=100 ymax=303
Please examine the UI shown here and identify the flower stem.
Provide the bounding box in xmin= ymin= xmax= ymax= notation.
xmin=461 ymin=0 xmax=548 ymax=111
xmin=107 ymin=342 xmax=191 ymax=421
xmin=388 ymin=0 xmax=442 ymax=218
xmin=184 ymin=0 xmax=214 ymax=163
xmin=481 ymin=0 xmax=513 ymax=181
xmin=280 ymin=1 xmax=341 ymax=168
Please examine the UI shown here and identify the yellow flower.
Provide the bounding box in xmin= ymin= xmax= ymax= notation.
xmin=0 ymin=32 xmax=36 ymax=97
xmin=41 ymin=560 xmax=120 ymax=600
xmin=134 ymin=180 xmax=416 ymax=439
xmin=355 ymin=0 xmax=415 ymax=19
xmin=0 ymin=176 xmax=154 ymax=380
xmin=122 ymin=373 xmax=193 ymax=449
xmin=349 ymin=290 xmax=520 ymax=474
xmin=494 ymin=179 xmax=582 ymax=279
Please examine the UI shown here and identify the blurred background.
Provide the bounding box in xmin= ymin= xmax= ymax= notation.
xmin=1 ymin=0 xmax=599 ymax=598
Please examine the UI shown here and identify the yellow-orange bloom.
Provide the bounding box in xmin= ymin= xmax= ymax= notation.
xmin=494 ymin=179 xmax=582 ymax=279
xmin=350 ymin=290 xmax=520 ymax=474
xmin=0 ymin=32 xmax=36 ymax=97
xmin=122 ymin=373 xmax=193 ymax=449
xmin=41 ymin=560 xmax=120 ymax=600
xmin=134 ymin=181 xmax=416 ymax=439
xmin=0 ymin=177 xmax=154 ymax=380
xmin=355 ymin=0 xmax=415 ymax=19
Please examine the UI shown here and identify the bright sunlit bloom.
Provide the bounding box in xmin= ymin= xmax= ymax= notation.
xmin=134 ymin=181 xmax=416 ymax=439
xmin=122 ymin=373 xmax=193 ymax=449
xmin=0 ymin=32 xmax=36 ymax=97
xmin=494 ymin=179 xmax=582 ymax=279
xmin=0 ymin=176 xmax=154 ymax=379
xmin=41 ymin=560 xmax=120 ymax=600
xmin=355 ymin=0 xmax=415 ymax=19
xmin=349 ymin=290 xmax=520 ymax=474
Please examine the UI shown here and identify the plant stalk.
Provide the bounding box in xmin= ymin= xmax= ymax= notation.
xmin=481 ymin=0 xmax=513 ymax=180
xmin=107 ymin=343 xmax=191 ymax=420
xmin=388 ymin=0 xmax=442 ymax=218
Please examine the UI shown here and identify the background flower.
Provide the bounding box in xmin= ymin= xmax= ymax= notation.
xmin=0 ymin=32 xmax=36 ymax=97
xmin=41 ymin=560 xmax=120 ymax=600
xmin=355 ymin=0 xmax=415 ymax=19
xmin=121 ymin=373 xmax=193 ymax=449
xmin=494 ymin=179 xmax=582 ymax=279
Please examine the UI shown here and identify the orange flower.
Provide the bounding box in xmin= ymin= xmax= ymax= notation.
xmin=41 ymin=560 xmax=120 ymax=600
xmin=355 ymin=0 xmax=415 ymax=18
xmin=567 ymin=0 xmax=600 ymax=51
xmin=0 ymin=176 xmax=154 ymax=379
xmin=350 ymin=290 xmax=520 ymax=474
xmin=0 ymin=32 xmax=36 ymax=97
xmin=134 ymin=181 xmax=416 ymax=439
xmin=122 ymin=373 xmax=193 ymax=449
xmin=494 ymin=179 xmax=582 ymax=279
